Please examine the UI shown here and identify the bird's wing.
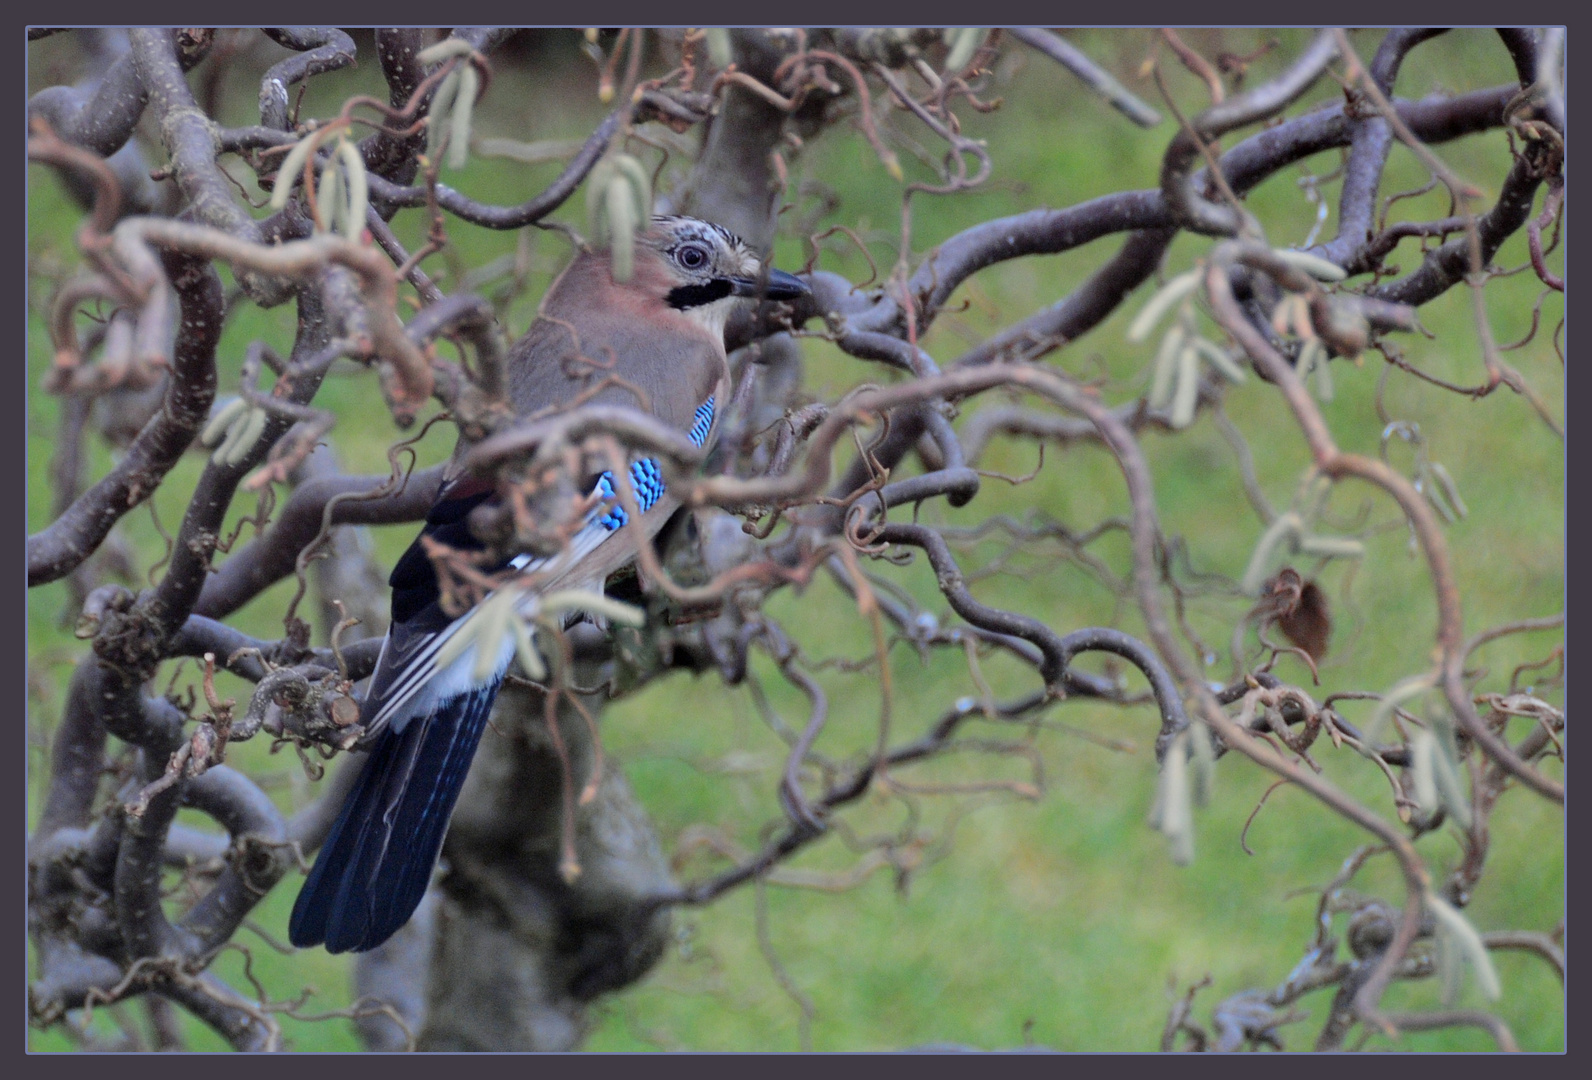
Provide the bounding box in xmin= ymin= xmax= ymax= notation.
xmin=491 ymin=307 xmax=729 ymax=594
xmin=360 ymin=389 xmax=724 ymax=737
xmin=358 ymin=475 xmax=503 ymax=735
xmin=363 ymin=293 xmax=730 ymax=734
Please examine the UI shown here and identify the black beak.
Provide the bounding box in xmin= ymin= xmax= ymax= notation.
xmin=730 ymin=267 xmax=810 ymax=301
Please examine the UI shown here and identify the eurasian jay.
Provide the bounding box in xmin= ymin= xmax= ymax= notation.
xmin=289 ymin=215 xmax=808 ymax=953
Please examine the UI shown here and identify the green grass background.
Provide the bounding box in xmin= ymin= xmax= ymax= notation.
xmin=27 ymin=29 xmax=1563 ymax=1052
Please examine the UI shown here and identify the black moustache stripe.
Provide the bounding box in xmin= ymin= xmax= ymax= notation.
xmin=666 ymin=279 xmax=733 ymax=310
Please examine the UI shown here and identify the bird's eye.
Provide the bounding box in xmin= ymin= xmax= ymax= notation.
xmin=675 ymin=244 xmax=709 ymax=271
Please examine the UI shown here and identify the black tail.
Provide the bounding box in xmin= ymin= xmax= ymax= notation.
xmin=289 ymin=683 xmax=501 ymax=953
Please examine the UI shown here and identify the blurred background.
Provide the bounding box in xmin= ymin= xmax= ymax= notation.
xmin=27 ymin=28 xmax=1563 ymax=1051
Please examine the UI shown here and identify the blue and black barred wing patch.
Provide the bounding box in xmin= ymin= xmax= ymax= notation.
xmin=364 ymin=395 xmax=719 ymax=733
xmin=688 ymin=397 xmax=715 ymax=447
xmin=587 ymin=394 xmax=715 ymax=531
xmin=516 ymin=393 xmax=716 ymax=555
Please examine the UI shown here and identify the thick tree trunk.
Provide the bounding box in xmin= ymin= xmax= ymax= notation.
xmin=355 ymin=680 xmax=674 ymax=1051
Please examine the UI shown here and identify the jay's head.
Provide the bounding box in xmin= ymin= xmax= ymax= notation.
xmin=628 ymin=215 xmax=809 ymax=339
